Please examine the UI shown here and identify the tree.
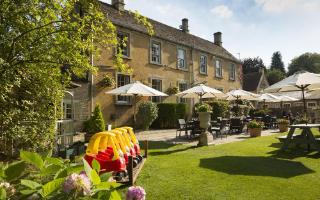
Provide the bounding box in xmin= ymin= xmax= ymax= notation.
xmin=288 ymin=53 xmax=320 ymax=75
xmin=84 ymin=104 xmax=105 ymax=134
xmin=242 ymin=57 xmax=266 ymax=74
xmin=266 ymin=69 xmax=286 ymax=85
xmin=0 ymin=0 xmax=153 ymax=156
xmin=270 ymin=51 xmax=285 ymax=73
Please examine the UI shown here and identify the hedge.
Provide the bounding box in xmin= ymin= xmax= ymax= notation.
xmin=151 ymin=103 xmax=188 ymax=129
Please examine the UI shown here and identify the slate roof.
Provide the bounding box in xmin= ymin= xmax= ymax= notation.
xmin=100 ymin=2 xmax=240 ymax=63
xmin=243 ymin=72 xmax=262 ymax=91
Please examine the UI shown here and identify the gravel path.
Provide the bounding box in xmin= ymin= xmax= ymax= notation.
xmin=136 ymin=129 xmax=280 ymax=146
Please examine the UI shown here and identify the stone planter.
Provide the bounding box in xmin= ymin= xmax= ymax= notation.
xmin=278 ymin=123 xmax=288 ymax=132
xmin=249 ymin=128 xmax=262 ymax=137
xmin=197 ymin=112 xmax=211 ymax=146
xmin=198 ymin=112 xmax=211 ymax=130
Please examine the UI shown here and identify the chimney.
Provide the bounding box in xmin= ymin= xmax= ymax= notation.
xmin=214 ymin=32 xmax=222 ymax=46
xmin=180 ymin=18 xmax=189 ymax=33
xmin=112 ymin=0 xmax=125 ymax=11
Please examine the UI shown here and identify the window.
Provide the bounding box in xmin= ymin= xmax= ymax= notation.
xmin=151 ymin=79 xmax=162 ymax=103
xmin=283 ymin=103 xmax=291 ymax=108
xmin=63 ymin=102 xmax=72 ymax=119
xmin=117 ymin=32 xmax=130 ymax=57
xmin=177 ymin=48 xmax=186 ymax=69
xmin=151 ymin=41 xmax=161 ymax=64
xmin=200 ymin=55 xmax=207 ymax=74
xmin=117 ymin=74 xmax=131 ymax=104
xmin=307 ymin=102 xmax=317 ymax=108
xmin=215 ymin=60 xmax=222 ymax=78
xmin=229 ymin=63 xmax=236 ymax=80
xmin=293 ymin=102 xmax=303 ymax=107
xmin=178 ymin=82 xmax=188 ymax=103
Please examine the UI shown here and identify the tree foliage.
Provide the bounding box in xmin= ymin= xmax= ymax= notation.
xmin=270 ymin=51 xmax=285 ymax=73
xmin=137 ymin=101 xmax=158 ymax=130
xmin=266 ymin=68 xmax=286 ymax=85
xmin=0 ymin=0 xmax=118 ymax=156
xmin=287 ymin=52 xmax=320 ymax=75
xmin=242 ymin=57 xmax=266 ymax=74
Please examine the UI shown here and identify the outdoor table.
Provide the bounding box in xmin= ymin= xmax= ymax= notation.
xmin=281 ymin=124 xmax=320 ymax=152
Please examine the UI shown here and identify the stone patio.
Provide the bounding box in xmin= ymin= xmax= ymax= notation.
xmin=136 ymin=129 xmax=280 ymax=146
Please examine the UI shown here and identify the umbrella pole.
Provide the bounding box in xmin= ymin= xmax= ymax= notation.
xmin=133 ymin=94 xmax=137 ymax=128
xmin=301 ymin=86 xmax=307 ymax=120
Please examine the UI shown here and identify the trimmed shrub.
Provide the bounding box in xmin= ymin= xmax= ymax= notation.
xmin=197 ymin=104 xmax=211 ymax=112
xmin=152 ymin=103 xmax=187 ymax=129
xmin=208 ymin=101 xmax=229 ymax=119
xmin=137 ymin=101 xmax=158 ymax=130
xmin=84 ymin=104 xmax=105 ymax=134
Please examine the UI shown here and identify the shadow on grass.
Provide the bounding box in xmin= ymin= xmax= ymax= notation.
xmin=149 ymin=146 xmax=196 ymax=156
xmin=199 ymin=156 xmax=314 ymax=178
xmin=268 ymin=147 xmax=320 ymax=160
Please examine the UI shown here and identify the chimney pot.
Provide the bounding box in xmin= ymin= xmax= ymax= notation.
xmin=180 ymin=18 xmax=189 ymax=33
xmin=214 ymin=32 xmax=222 ymax=46
xmin=112 ymin=0 xmax=125 ymax=11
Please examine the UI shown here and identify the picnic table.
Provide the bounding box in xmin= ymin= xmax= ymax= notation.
xmin=279 ymin=124 xmax=320 ymax=152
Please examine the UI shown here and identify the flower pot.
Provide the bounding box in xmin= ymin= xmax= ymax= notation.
xmin=278 ymin=123 xmax=288 ymax=132
xmin=249 ymin=128 xmax=262 ymax=137
xmin=198 ymin=112 xmax=211 ymax=130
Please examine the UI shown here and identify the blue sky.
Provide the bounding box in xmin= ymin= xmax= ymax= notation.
xmin=103 ymin=0 xmax=320 ymax=68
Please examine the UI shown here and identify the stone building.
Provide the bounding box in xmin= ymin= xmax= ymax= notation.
xmin=243 ymin=67 xmax=269 ymax=93
xmin=63 ymin=0 xmax=243 ymax=132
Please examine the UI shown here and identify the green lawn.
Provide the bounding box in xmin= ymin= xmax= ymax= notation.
xmin=135 ymin=133 xmax=320 ymax=200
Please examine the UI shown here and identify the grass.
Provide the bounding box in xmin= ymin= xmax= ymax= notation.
xmin=135 ymin=132 xmax=320 ymax=200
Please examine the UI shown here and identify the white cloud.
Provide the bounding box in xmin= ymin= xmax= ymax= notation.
xmin=255 ymin=0 xmax=320 ymax=13
xmin=155 ymin=4 xmax=188 ymax=17
xmin=210 ymin=5 xmax=233 ymax=19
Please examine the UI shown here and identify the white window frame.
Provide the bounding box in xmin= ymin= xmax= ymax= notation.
xmin=229 ymin=63 xmax=236 ymax=81
xmin=307 ymin=101 xmax=317 ymax=108
xmin=178 ymin=82 xmax=188 ymax=103
xmin=150 ymin=40 xmax=161 ymax=65
xmin=293 ymin=102 xmax=303 ymax=107
xmin=117 ymin=31 xmax=130 ymax=58
xmin=116 ymin=73 xmax=132 ymax=105
xmin=177 ymin=47 xmax=187 ymax=70
xmin=215 ymin=60 xmax=222 ymax=78
xmin=283 ymin=103 xmax=291 ymax=108
xmin=151 ymin=78 xmax=162 ymax=103
xmin=199 ymin=54 xmax=207 ymax=75
xmin=63 ymin=100 xmax=73 ymax=120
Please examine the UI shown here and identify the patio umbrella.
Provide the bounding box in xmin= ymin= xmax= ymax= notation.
xmin=105 ymin=81 xmax=168 ymax=124
xmin=176 ymin=84 xmax=226 ymax=103
xmin=226 ymin=89 xmax=258 ymax=102
xmin=264 ymin=71 xmax=320 ymax=117
xmin=257 ymin=93 xmax=281 ymax=108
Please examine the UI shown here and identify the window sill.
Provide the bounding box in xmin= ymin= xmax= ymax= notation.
xmin=200 ymin=72 xmax=208 ymax=76
xmin=215 ymin=76 xmax=223 ymax=79
xmin=177 ymin=67 xmax=189 ymax=72
xmin=229 ymin=78 xmax=236 ymax=81
xmin=115 ymin=102 xmax=133 ymax=106
xmin=150 ymin=62 xmax=163 ymax=66
xmin=114 ymin=55 xmax=132 ymax=60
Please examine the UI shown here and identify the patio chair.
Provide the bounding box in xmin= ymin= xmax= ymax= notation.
xmin=229 ymin=118 xmax=243 ymax=134
xmin=176 ymin=119 xmax=193 ymax=138
xmin=263 ymin=115 xmax=272 ymax=129
xmin=211 ymin=119 xmax=229 ymax=139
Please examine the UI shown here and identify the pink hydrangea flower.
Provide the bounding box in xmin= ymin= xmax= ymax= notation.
xmin=63 ymin=172 xmax=91 ymax=196
xmin=126 ymin=186 xmax=146 ymax=200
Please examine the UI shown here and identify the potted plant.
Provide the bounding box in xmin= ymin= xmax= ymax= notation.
xmin=166 ymin=86 xmax=179 ymax=95
xmin=197 ymin=103 xmax=212 ymax=146
xmin=277 ymin=119 xmax=289 ymax=132
xmin=247 ymin=120 xmax=263 ymax=137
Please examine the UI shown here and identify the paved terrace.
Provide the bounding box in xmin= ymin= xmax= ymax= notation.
xmin=136 ymin=129 xmax=280 ymax=146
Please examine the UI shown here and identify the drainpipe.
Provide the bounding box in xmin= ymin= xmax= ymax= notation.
xmin=90 ymin=38 xmax=94 ymax=113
